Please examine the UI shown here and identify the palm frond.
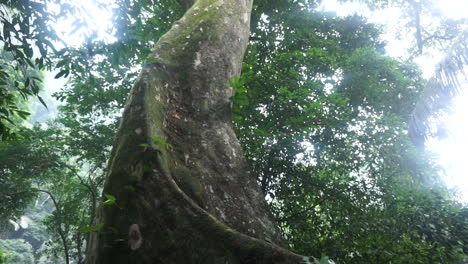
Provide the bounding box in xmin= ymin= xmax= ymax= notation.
xmin=408 ymin=28 xmax=468 ymax=147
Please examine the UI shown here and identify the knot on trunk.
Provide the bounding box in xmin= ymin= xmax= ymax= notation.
xmin=128 ymin=224 xmax=143 ymax=250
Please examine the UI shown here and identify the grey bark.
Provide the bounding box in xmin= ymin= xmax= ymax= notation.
xmin=85 ymin=1 xmax=307 ymax=263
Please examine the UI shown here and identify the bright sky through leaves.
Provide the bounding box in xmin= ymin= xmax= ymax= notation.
xmin=321 ymin=0 xmax=468 ymax=202
xmin=49 ymin=0 xmax=116 ymax=46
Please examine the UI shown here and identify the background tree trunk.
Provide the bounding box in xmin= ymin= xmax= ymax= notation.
xmin=86 ymin=0 xmax=305 ymax=263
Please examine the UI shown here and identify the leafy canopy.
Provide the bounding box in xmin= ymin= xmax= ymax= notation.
xmin=0 ymin=0 xmax=467 ymax=263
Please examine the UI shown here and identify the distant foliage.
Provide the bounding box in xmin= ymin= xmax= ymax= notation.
xmin=0 ymin=239 xmax=34 ymax=264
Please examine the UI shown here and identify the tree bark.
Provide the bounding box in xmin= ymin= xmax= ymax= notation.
xmin=86 ymin=1 xmax=306 ymax=263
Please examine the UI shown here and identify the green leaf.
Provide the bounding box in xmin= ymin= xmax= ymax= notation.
xmin=104 ymin=194 xmax=116 ymax=201
xmin=145 ymin=57 xmax=158 ymax=64
xmin=15 ymin=110 xmax=30 ymax=119
xmin=56 ymin=59 xmax=69 ymax=69
xmin=54 ymin=69 xmax=69 ymax=79
xmin=37 ymin=95 xmax=48 ymax=109
xmin=151 ymin=136 xmax=172 ymax=152
xmin=102 ymin=194 xmax=116 ymax=206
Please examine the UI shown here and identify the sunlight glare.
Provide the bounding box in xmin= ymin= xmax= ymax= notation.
xmin=429 ymin=0 xmax=468 ymax=203
xmin=49 ymin=0 xmax=116 ymax=47
xmin=437 ymin=0 xmax=468 ymax=20
xmin=427 ymin=91 xmax=468 ymax=203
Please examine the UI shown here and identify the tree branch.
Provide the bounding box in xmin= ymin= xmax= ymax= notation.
xmin=30 ymin=188 xmax=70 ymax=264
xmin=408 ymin=0 xmax=423 ymax=54
xmin=421 ymin=34 xmax=454 ymax=46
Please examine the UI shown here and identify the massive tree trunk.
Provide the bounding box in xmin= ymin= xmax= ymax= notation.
xmin=86 ymin=1 xmax=306 ymax=263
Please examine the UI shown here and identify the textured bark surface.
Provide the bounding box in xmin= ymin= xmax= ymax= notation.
xmin=86 ymin=1 xmax=306 ymax=263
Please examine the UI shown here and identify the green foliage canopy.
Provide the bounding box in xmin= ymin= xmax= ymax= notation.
xmin=233 ymin=4 xmax=468 ymax=263
xmin=0 ymin=0 xmax=467 ymax=263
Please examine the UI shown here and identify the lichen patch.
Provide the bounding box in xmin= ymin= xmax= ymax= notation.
xmin=194 ymin=52 xmax=202 ymax=69
xmin=243 ymin=13 xmax=249 ymax=23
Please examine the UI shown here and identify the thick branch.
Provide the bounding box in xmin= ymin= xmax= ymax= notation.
xmin=408 ymin=0 xmax=423 ymax=54
xmin=422 ymin=34 xmax=454 ymax=46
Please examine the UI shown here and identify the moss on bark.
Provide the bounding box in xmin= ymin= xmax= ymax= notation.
xmin=85 ymin=0 xmax=311 ymax=263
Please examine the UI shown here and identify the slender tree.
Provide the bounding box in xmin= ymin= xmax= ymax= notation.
xmin=86 ymin=0 xmax=309 ymax=263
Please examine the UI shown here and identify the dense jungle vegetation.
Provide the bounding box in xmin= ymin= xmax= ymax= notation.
xmin=1 ymin=0 xmax=467 ymax=263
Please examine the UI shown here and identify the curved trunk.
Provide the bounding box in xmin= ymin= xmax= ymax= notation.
xmin=86 ymin=1 xmax=305 ymax=263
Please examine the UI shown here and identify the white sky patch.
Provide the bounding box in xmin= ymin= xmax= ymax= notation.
xmin=437 ymin=0 xmax=468 ymax=20
xmin=424 ymin=1 xmax=468 ymax=203
xmin=48 ymin=0 xmax=117 ymax=47
xmin=427 ymin=91 xmax=468 ymax=202
xmin=319 ymin=1 xmax=412 ymax=58
xmin=40 ymin=0 xmax=117 ymax=114
xmin=318 ymin=0 xmax=367 ymax=17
